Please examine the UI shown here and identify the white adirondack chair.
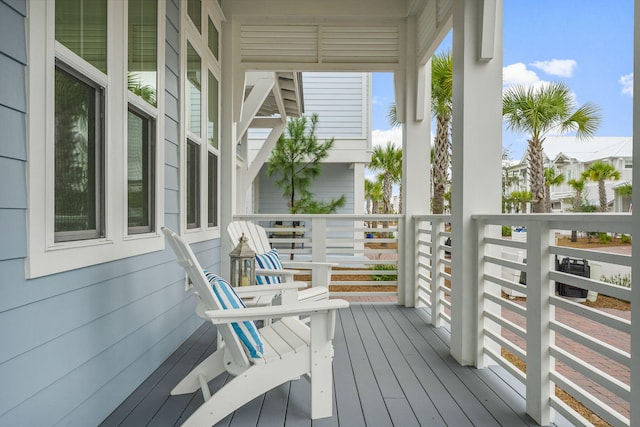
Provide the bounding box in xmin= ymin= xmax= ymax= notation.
xmin=161 ymin=227 xmax=348 ymax=426
xmin=227 ymin=221 xmax=333 ymax=302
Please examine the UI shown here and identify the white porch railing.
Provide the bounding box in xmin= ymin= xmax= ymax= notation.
xmin=235 ymin=212 xmax=634 ymax=426
xmin=472 ymin=214 xmax=633 ymax=427
xmin=232 ymin=214 xmax=401 ymax=298
xmin=414 ymin=214 xmax=453 ymax=328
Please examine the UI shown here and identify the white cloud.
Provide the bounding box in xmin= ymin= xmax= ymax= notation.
xmin=620 ymin=73 xmax=633 ymax=96
xmin=530 ymin=59 xmax=577 ymax=78
xmin=503 ymin=63 xmax=541 ymax=87
xmin=372 ymin=127 xmax=403 ymax=147
xmin=372 ymin=95 xmax=393 ymax=106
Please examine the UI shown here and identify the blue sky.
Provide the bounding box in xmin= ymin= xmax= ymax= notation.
xmin=371 ymin=0 xmax=634 ymax=160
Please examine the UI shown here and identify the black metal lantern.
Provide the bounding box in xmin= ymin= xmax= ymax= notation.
xmin=229 ymin=233 xmax=256 ymax=287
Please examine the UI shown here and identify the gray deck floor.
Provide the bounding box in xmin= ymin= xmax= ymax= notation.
xmin=100 ymin=303 xmax=570 ymax=427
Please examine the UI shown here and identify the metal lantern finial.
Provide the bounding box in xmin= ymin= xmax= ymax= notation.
xmin=229 ymin=233 xmax=256 ymax=287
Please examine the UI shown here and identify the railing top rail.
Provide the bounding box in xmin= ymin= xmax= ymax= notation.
xmin=472 ymin=213 xmax=632 ymax=222
xmin=472 ymin=213 xmax=633 ymax=234
xmin=233 ymin=214 xmax=403 ymax=220
xmin=413 ymin=214 xmax=453 ymax=221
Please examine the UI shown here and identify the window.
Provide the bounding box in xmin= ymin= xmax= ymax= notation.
xmin=186 ymin=140 xmax=200 ymax=229
xmin=208 ymin=152 xmax=218 ymax=227
xmin=55 ymin=0 xmax=107 ymax=73
xmin=625 ymin=159 xmax=632 ymax=169
xmin=54 ymin=65 xmax=105 ymax=242
xmin=181 ymin=0 xmax=222 ymax=241
xmin=26 ymin=0 xmax=164 ymax=278
xmin=128 ymin=0 xmax=158 ymax=107
xmin=127 ymin=108 xmax=155 ymax=234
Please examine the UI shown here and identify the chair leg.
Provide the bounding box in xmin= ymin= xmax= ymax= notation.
xmin=181 ymin=355 xmax=308 ymax=427
xmin=171 ymin=348 xmax=227 ymax=395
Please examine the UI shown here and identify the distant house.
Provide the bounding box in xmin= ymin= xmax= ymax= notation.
xmin=247 ymin=72 xmax=372 ymax=216
xmin=504 ymin=136 xmax=632 ymax=212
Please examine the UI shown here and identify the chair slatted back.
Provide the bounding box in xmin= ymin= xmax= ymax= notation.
xmin=161 ymin=227 xmax=251 ymax=370
xmin=227 ymin=221 xmax=272 ymax=254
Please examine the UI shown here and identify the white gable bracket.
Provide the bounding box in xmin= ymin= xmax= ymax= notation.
xmin=245 ymin=120 xmax=286 ymax=189
xmin=236 ymin=76 xmax=276 ymax=145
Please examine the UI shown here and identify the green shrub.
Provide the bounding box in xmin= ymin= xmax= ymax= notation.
xmin=502 ymin=225 xmax=512 ymax=237
xmin=597 ymin=232 xmax=612 ymax=244
xmin=371 ymin=264 xmax=397 ymax=282
xmin=620 ymin=234 xmax=632 ymax=244
xmin=601 ymin=273 xmax=632 ymax=288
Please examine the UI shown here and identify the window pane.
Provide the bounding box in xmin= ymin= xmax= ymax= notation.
xmin=208 ymin=18 xmax=219 ymax=60
xmin=208 ymin=71 xmax=218 ymax=148
xmin=128 ymin=0 xmax=157 ymax=107
xmin=128 ymin=108 xmax=155 ymax=233
xmin=208 ymin=152 xmax=218 ymax=227
xmin=54 ymin=66 xmax=103 ymax=241
xmin=187 ymin=0 xmax=201 ymax=32
xmin=186 ymin=140 xmax=200 ymax=229
xmin=55 ymin=0 xmax=107 ymax=73
xmin=186 ymin=43 xmax=202 ymax=136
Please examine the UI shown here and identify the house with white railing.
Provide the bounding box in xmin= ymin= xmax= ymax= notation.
xmin=505 ymin=136 xmax=633 ymax=212
xmin=1 ymin=0 xmax=638 ymax=426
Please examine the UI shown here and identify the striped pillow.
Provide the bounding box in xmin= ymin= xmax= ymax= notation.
xmin=255 ymin=249 xmax=283 ymax=285
xmin=205 ymin=272 xmax=264 ymax=359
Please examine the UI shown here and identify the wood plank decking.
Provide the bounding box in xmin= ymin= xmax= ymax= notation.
xmin=100 ymin=303 xmax=571 ymax=427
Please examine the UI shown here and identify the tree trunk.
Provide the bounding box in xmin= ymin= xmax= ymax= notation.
xmin=528 ymin=138 xmax=546 ymax=213
xmin=432 ymin=115 xmax=450 ymax=214
xmin=598 ymin=180 xmax=607 ymax=212
xmin=544 ymin=184 xmax=551 ymax=213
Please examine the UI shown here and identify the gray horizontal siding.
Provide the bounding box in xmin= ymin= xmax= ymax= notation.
xmin=248 ymin=72 xmax=368 ymax=141
xmin=0 ymin=2 xmax=216 ymax=426
xmin=258 ymin=163 xmax=355 ymax=214
xmin=0 ymin=106 xmax=26 ymax=160
xmin=303 ymin=72 xmax=365 ymax=138
xmin=0 ymin=1 xmax=26 ymax=64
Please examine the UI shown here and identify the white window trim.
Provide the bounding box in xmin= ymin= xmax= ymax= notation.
xmin=180 ymin=0 xmax=224 ymax=244
xmin=25 ymin=0 xmax=166 ymax=278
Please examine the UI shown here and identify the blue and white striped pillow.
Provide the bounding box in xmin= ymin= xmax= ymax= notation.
xmin=255 ymin=249 xmax=283 ymax=285
xmin=205 ymin=272 xmax=264 ymax=359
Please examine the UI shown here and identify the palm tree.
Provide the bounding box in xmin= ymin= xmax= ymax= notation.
xmin=568 ymin=178 xmax=586 ymax=212
xmin=369 ymin=142 xmax=402 ymax=214
xmin=583 ymin=161 xmax=620 ymax=212
xmin=364 ymin=178 xmax=383 ymax=230
xmin=510 ymin=190 xmax=533 ymax=213
xmin=544 ymin=168 xmax=565 ymax=213
xmin=431 ymin=50 xmax=453 ymax=214
xmin=503 ymin=82 xmax=601 ymax=213
xmin=386 ymin=51 xmax=453 ymax=214
xmin=567 ymin=178 xmax=586 ymax=242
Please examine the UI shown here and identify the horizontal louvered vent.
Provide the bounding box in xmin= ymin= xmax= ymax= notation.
xmin=240 ymin=25 xmax=319 ymax=63
xmin=240 ymin=24 xmax=399 ymax=65
xmin=321 ymin=26 xmax=399 ymax=63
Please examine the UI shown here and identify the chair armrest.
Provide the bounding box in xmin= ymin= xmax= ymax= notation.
xmin=204 ymin=299 xmax=349 ymax=323
xmin=281 ymin=261 xmax=337 ymax=269
xmin=256 ymin=268 xmax=301 ymax=283
xmin=280 ymin=262 xmax=336 ymax=287
xmin=234 ymin=282 xmax=305 ymax=296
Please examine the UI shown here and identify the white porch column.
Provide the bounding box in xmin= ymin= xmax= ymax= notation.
xmin=630 ymin=1 xmax=639 ymax=425
xmin=450 ymin=0 xmax=503 ymax=365
xmin=399 ymin=16 xmax=431 ymax=307
xmin=220 ymin=17 xmax=240 ymax=279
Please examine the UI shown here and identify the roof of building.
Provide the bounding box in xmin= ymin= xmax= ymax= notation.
xmin=514 ymin=136 xmax=632 ymax=166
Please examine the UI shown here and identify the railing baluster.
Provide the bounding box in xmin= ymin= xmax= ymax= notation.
xmin=311 ymin=217 xmax=327 ymax=286
xmin=525 ymin=220 xmax=555 ymax=425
